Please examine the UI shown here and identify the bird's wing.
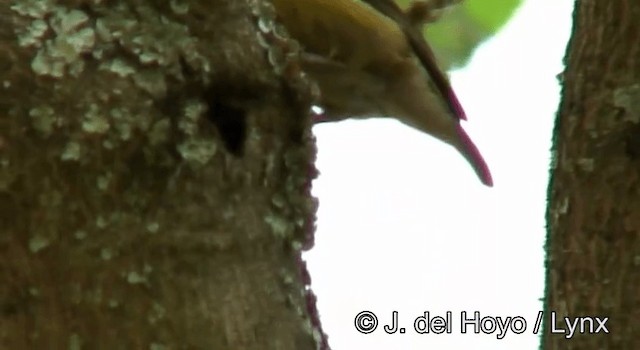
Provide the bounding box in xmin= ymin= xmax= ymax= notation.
xmin=361 ymin=0 xmax=468 ymax=120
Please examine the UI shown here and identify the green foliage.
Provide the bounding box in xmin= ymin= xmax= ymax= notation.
xmin=398 ymin=0 xmax=524 ymax=69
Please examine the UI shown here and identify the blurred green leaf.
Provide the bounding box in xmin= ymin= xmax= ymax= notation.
xmin=397 ymin=0 xmax=524 ymax=69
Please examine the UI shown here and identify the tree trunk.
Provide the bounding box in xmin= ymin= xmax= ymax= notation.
xmin=544 ymin=0 xmax=640 ymax=349
xmin=0 ymin=1 xmax=321 ymax=349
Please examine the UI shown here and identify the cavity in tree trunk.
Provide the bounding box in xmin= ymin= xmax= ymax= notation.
xmin=0 ymin=1 xmax=322 ymax=349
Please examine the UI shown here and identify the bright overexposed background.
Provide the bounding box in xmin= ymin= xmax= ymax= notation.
xmin=303 ymin=0 xmax=574 ymax=349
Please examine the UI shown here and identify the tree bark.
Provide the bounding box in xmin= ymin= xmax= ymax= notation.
xmin=544 ymin=0 xmax=640 ymax=349
xmin=0 ymin=1 xmax=321 ymax=349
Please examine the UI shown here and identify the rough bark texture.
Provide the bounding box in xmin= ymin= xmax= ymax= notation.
xmin=544 ymin=0 xmax=640 ymax=349
xmin=0 ymin=1 xmax=321 ymax=349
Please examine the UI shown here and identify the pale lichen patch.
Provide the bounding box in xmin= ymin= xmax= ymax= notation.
xmin=100 ymin=58 xmax=136 ymax=77
xmin=25 ymin=7 xmax=96 ymax=78
xmin=125 ymin=265 xmax=153 ymax=286
xmin=170 ymin=0 xmax=189 ymax=15
xmin=100 ymin=247 xmax=113 ymax=261
xmin=96 ymin=172 xmax=112 ymax=191
xmin=149 ymin=343 xmax=168 ymax=350
xmin=29 ymin=105 xmax=57 ymax=136
xmin=126 ymin=271 xmax=147 ymax=284
xmin=61 ymin=141 xmax=82 ymax=161
xmin=17 ymin=19 xmax=48 ymax=47
xmin=95 ymin=215 xmax=108 ymax=229
xmin=177 ymin=139 xmax=218 ymax=165
xmin=65 ymin=27 xmax=96 ymax=55
xmin=179 ymin=100 xmax=206 ymax=136
xmin=49 ymin=8 xmax=89 ymax=34
xmin=74 ymin=230 xmax=87 ymax=240
xmin=10 ymin=0 xmax=53 ymax=19
xmin=132 ymin=70 xmax=167 ymax=98
xmin=68 ymin=333 xmax=82 ymax=350
xmin=146 ymin=221 xmax=160 ymax=233
xmin=31 ymin=49 xmax=65 ymax=77
xmin=82 ymin=104 xmax=111 ymax=134
xmin=29 ymin=235 xmax=50 ymax=253
xmin=264 ymin=211 xmax=293 ymax=238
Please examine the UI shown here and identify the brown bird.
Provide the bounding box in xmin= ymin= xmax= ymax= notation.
xmin=271 ymin=0 xmax=493 ymax=186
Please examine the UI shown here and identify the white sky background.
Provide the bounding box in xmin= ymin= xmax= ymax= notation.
xmin=303 ymin=0 xmax=574 ymax=349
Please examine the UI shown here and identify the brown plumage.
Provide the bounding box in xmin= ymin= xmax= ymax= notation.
xmin=271 ymin=0 xmax=493 ymax=186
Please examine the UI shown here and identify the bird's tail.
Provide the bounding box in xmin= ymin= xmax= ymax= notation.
xmin=453 ymin=124 xmax=493 ymax=187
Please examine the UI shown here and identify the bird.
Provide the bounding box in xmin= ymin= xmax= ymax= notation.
xmin=270 ymin=0 xmax=493 ymax=186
